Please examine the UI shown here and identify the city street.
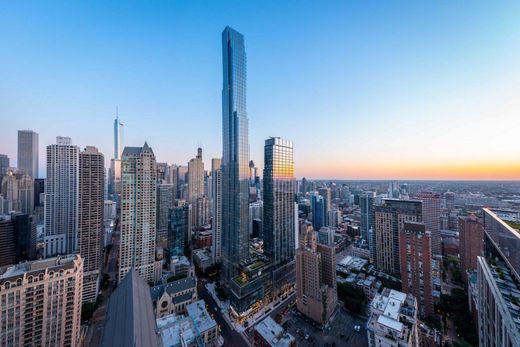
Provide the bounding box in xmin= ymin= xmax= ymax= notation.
xmin=197 ymin=279 xmax=249 ymax=347
xmin=84 ymin=229 xmax=119 ymax=346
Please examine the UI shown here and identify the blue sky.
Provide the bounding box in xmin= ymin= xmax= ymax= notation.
xmin=1 ymin=1 xmax=519 ymax=179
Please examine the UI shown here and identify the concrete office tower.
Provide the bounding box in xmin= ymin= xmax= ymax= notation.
xmin=0 ymin=154 xmax=9 ymax=175
xmin=399 ymin=222 xmax=433 ymax=318
xmin=18 ymin=174 xmax=34 ymax=215
xmin=414 ymin=192 xmax=441 ymax=256
xmin=118 ymin=143 xmax=157 ymax=284
xmin=295 ymin=226 xmax=337 ymax=325
xmin=374 ymin=199 xmax=422 ymax=275
xmin=459 ymin=214 xmax=483 ymax=283
xmin=157 ymin=184 xmax=175 ymax=247
xmin=0 ymin=255 xmax=83 ymax=347
xmin=78 ymin=146 xmax=104 ymax=303
xmin=221 ymin=26 xmax=250 ymax=284
xmin=263 ymin=137 xmax=296 ymax=295
xmin=44 ymin=137 xmax=79 ymax=257
xmin=17 ymin=130 xmax=39 ymax=178
xmin=477 ymin=208 xmax=520 ymax=347
xmin=367 ymin=288 xmax=419 ymax=347
xmin=1 ymin=169 xmax=19 ymax=212
xmin=210 ymin=159 xmax=222 ymax=264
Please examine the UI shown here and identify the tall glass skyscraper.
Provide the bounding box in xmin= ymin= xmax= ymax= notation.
xmin=221 ymin=26 xmax=250 ymax=283
xmin=263 ymin=137 xmax=296 ymax=266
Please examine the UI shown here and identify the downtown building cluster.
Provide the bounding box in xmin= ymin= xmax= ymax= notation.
xmin=1 ymin=25 xmax=520 ymax=347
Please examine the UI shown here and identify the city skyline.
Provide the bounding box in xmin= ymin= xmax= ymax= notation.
xmin=2 ymin=2 xmax=520 ymax=180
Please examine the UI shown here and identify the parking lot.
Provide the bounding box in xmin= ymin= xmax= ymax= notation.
xmin=284 ymin=306 xmax=368 ymax=347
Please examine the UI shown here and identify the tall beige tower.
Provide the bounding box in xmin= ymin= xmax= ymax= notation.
xmin=78 ymin=146 xmax=104 ymax=303
xmin=188 ymin=148 xmax=206 ymax=229
xmin=118 ymin=143 xmax=157 ymax=284
xmin=0 ymin=255 xmax=83 ymax=347
xmin=295 ymin=224 xmax=337 ymax=325
xmin=188 ymin=148 xmax=205 ymax=201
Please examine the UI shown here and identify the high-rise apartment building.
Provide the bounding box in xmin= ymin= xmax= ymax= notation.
xmin=44 ymin=136 xmax=79 ymax=257
xmin=17 ymin=130 xmax=39 ymax=178
xmin=0 ymin=154 xmax=9 ymax=175
xmin=263 ymin=137 xmax=296 ymax=266
xmin=476 ymin=208 xmax=520 ymax=347
xmin=399 ymin=222 xmax=433 ymax=317
xmin=0 ymin=255 xmax=83 ymax=347
xmin=374 ymin=199 xmax=422 ymax=275
xmin=78 ymin=146 xmax=104 ymax=303
xmin=459 ymin=214 xmax=483 ymax=283
xmin=168 ymin=204 xmax=190 ymax=257
xmin=295 ymin=225 xmax=337 ymax=325
xmin=414 ymin=191 xmax=441 ymax=256
xmin=263 ymin=137 xmax=296 ymax=297
xmin=118 ymin=143 xmax=157 ymax=283
xmin=157 ymin=184 xmax=175 ymax=247
xmin=360 ymin=191 xmax=376 ymax=259
xmin=210 ymin=159 xmax=222 ymax=264
xmin=221 ymin=26 xmax=250 ymax=285
xmin=367 ymin=288 xmax=419 ymax=347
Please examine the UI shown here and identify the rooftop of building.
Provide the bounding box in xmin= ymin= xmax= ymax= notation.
xmin=487 ymin=259 xmax=520 ymax=331
xmin=157 ymin=300 xmax=217 ymax=347
xmin=337 ymin=255 xmax=367 ymax=271
xmin=0 ymin=254 xmax=79 ymax=280
xmin=101 ymin=269 xmax=159 ymax=347
xmin=255 ymin=316 xmax=295 ymax=347
xmin=186 ymin=300 xmax=217 ymax=333
xmin=170 ymin=255 xmax=191 ymax=266
xmin=150 ymin=276 xmax=197 ymax=301
xmin=370 ymin=288 xmax=416 ymax=335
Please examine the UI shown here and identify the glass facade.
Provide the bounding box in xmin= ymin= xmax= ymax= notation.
xmin=168 ymin=205 xmax=190 ymax=257
xmin=221 ymin=26 xmax=250 ymax=283
xmin=263 ymin=137 xmax=296 ymax=267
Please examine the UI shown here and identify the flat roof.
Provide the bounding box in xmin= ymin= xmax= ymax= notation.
xmin=377 ymin=314 xmax=403 ymax=332
xmin=186 ymin=300 xmax=217 ymax=333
